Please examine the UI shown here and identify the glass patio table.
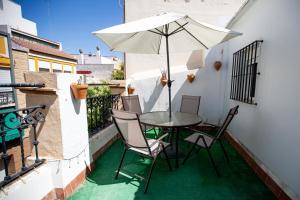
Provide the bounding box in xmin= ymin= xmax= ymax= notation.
xmin=140 ymin=111 xmax=203 ymax=168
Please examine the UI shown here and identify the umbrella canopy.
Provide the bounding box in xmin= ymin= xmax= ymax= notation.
xmin=92 ymin=12 xmax=242 ymax=117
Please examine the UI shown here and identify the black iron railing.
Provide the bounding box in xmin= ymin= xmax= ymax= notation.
xmin=86 ymin=95 xmax=120 ymax=136
xmin=0 ymin=105 xmax=46 ymax=188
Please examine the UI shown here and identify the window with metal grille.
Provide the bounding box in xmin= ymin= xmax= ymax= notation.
xmin=230 ymin=40 xmax=263 ymax=105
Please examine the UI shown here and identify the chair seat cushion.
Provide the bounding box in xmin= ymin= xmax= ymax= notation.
xmin=184 ymin=132 xmax=214 ymax=148
xmin=129 ymin=139 xmax=169 ymax=157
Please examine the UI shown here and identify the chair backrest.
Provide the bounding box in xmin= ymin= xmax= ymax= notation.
xmin=121 ymin=95 xmax=142 ymax=115
xmin=215 ymin=105 xmax=239 ymax=140
xmin=180 ymin=95 xmax=201 ymax=115
xmin=112 ymin=109 xmax=151 ymax=153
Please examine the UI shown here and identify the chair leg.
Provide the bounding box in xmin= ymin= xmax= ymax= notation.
xmin=206 ymin=148 xmax=220 ymax=177
xmin=218 ymin=140 xmax=229 ymax=163
xmin=115 ymin=148 xmax=127 ymax=179
xmin=144 ymin=157 xmax=158 ymax=193
xmin=162 ymin=147 xmax=172 ymax=171
xmin=182 ymin=143 xmax=198 ymax=165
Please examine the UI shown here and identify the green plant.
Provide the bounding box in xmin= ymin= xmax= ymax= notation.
xmin=87 ymin=81 xmax=111 ymax=97
xmin=111 ymin=68 xmax=124 ymax=80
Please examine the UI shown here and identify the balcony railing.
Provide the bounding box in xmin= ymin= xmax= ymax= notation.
xmin=86 ymin=95 xmax=120 ymax=136
xmin=0 ymin=105 xmax=46 ymax=188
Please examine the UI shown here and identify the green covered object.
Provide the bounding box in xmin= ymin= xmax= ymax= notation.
xmin=0 ymin=107 xmax=24 ymax=143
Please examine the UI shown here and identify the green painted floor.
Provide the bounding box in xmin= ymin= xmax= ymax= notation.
xmin=69 ymin=130 xmax=275 ymax=200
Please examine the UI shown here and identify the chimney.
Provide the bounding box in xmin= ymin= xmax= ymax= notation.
xmin=79 ymin=49 xmax=84 ymax=64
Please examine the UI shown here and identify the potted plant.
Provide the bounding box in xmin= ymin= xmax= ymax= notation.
xmin=127 ymin=84 xmax=135 ymax=94
xmin=187 ymin=72 xmax=195 ymax=83
xmin=214 ymin=61 xmax=222 ymax=71
xmin=160 ymin=68 xmax=168 ymax=86
xmin=70 ymin=77 xmax=88 ymax=99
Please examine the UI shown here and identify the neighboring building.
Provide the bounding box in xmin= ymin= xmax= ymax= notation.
xmin=0 ymin=0 xmax=77 ymax=110
xmin=11 ymin=29 xmax=77 ymax=74
xmin=0 ymin=0 xmax=78 ymax=169
xmin=72 ymin=48 xmax=121 ymax=83
xmin=0 ymin=0 xmax=37 ymax=35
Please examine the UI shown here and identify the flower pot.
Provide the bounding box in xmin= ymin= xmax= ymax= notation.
xmin=187 ymin=74 xmax=195 ymax=83
xmin=127 ymin=87 xmax=135 ymax=94
xmin=70 ymin=83 xmax=88 ymax=99
xmin=160 ymin=77 xmax=168 ymax=86
xmin=214 ymin=61 xmax=222 ymax=71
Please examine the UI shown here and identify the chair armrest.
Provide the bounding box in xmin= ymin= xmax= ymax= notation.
xmin=203 ymin=122 xmax=220 ymax=128
xmin=156 ymin=133 xmax=169 ymax=142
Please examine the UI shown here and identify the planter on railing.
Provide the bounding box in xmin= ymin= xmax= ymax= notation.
xmin=70 ymin=83 xmax=88 ymax=99
xmin=127 ymin=86 xmax=135 ymax=95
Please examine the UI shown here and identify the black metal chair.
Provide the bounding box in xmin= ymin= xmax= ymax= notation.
xmin=121 ymin=95 xmax=159 ymax=138
xmin=112 ymin=109 xmax=172 ymax=193
xmin=182 ymin=105 xmax=239 ymax=177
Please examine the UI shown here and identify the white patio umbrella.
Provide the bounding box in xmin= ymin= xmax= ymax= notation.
xmin=92 ymin=12 xmax=242 ymax=118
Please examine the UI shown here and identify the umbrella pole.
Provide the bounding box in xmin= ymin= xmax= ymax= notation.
xmin=165 ymin=34 xmax=172 ymax=119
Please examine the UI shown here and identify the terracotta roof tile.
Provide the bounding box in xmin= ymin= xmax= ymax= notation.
xmin=12 ymin=38 xmax=77 ymax=61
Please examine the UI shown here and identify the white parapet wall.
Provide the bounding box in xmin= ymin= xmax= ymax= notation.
xmin=0 ymin=73 xmax=97 ymax=199
xmin=0 ymin=165 xmax=54 ymax=200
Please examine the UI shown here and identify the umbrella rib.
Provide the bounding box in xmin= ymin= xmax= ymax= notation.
xmin=175 ymin=21 xmax=208 ymax=49
xmin=168 ymin=22 xmax=188 ymax=36
xmin=148 ymin=30 xmax=164 ymax=36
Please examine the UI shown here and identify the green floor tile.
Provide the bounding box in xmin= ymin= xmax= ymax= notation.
xmin=69 ymin=130 xmax=275 ymax=200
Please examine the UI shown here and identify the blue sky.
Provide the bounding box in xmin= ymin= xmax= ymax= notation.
xmin=15 ymin=0 xmax=124 ymax=59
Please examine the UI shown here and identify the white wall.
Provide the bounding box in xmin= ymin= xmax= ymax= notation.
xmin=129 ymin=43 xmax=228 ymax=124
xmin=0 ymin=0 xmax=37 ymax=35
xmin=225 ymin=0 xmax=300 ymax=198
xmin=0 ymin=165 xmax=54 ymax=200
xmin=55 ymin=74 xmax=91 ymax=188
xmin=89 ymin=124 xmax=118 ymax=155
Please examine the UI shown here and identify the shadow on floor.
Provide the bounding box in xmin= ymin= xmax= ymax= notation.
xmin=69 ymin=130 xmax=276 ymax=200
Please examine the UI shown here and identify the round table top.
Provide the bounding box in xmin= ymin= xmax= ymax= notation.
xmin=140 ymin=111 xmax=203 ymax=128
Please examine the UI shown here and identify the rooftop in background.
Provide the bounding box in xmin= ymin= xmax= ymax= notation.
xmin=73 ymin=51 xmax=121 ymax=65
xmin=0 ymin=0 xmax=37 ymax=35
xmin=12 ymin=37 xmax=77 ymax=62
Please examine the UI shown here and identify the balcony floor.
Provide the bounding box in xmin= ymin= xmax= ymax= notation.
xmin=69 ymin=130 xmax=275 ymax=200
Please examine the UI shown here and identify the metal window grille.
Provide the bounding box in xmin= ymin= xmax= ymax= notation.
xmin=230 ymin=40 xmax=263 ymax=105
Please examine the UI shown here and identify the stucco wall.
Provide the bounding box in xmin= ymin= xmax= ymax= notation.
xmin=12 ymin=50 xmax=28 ymax=108
xmin=225 ymin=0 xmax=300 ymax=198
